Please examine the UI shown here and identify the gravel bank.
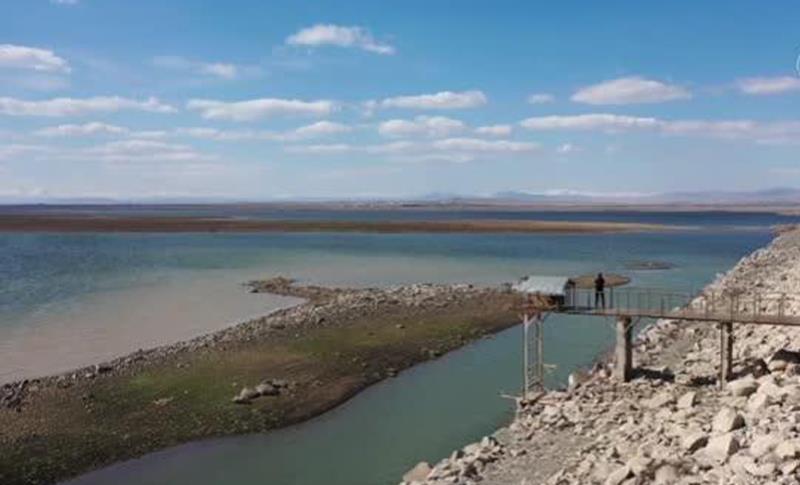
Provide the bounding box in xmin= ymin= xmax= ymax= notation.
xmin=402 ymin=225 xmax=800 ymax=485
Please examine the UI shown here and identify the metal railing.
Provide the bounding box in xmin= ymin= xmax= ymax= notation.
xmin=562 ymin=286 xmax=799 ymax=322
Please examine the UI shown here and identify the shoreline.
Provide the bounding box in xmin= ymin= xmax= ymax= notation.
xmin=0 ymin=278 xmax=533 ymax=485
xmin=404 ymin=225 xmax=800 ymax=484
xmin=0 ymin=215 xmax=675 ymax=234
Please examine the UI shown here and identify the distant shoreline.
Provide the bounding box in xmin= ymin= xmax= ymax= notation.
xmin=0 ymin=215 xmax=675 ymax=234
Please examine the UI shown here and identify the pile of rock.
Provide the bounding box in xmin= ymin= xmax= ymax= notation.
xmin=401 ymin=436 xmax=507 ymax=485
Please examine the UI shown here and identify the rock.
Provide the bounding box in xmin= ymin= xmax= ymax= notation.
xmin=781 ymin=460 xmax=799 ymax=475
xmin=677 ymin=391 xmax=698 ymax=409
xmin=744 ymin=461 xmax=777 ymax=478
xmin=232 ymin=387 xmax=259 ymax=404
xmin=775 ymin=441 xmax=798 ymax=459
xmin=645 ymin=392 xmax=675 ymax=409
xmin=604 ymin=465 xmax=632 ymax=485
xmin=402 ymin=461 xmax=432 ymax=482
xmin=712 ymin=407 xmax=745 ymax=433
xmin=653 ymin=464 xmax=679 ymax=484
xmin=705 ymin=433 xmax=740 ymax=463
xmin=728 ymin=378 xmax=759 ymax=397
xmin=255 ymin=382 xmax=279 ymax=396
xmin=681 ymin=431 xmax=709 ymax=453
xmin=153 ymin=397 xmax=174 ymax=407
xmin=769 ymin=348 xmax=800 ymax=371
xmin=746 ymin=392 xmax=772 ymax=412
xmin=626 ymin=455 xmax=652 ymax=476
xmin=750 ymin=434 xmax=780 ymax=458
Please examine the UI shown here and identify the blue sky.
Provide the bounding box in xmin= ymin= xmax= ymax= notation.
xmin=1 ymin=0 xmax=799 ymax=200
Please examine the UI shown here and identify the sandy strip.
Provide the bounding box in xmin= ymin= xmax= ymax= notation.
xmin=0 ymin=215 xmax=674 ymax=234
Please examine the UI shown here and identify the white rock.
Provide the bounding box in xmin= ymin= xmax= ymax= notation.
xmin=677 ymin=391 xmax=698 ymax=409
xmin=681 ymin=431 xmax=709 ymax=453
xmin=645 ymin=392 xmax=675 ymax=409
xmin=746 ymin=392 xmax=772 ymax=412
xmin=403 ymin=462 xmax=432 ymax=482
xmin=775 ymin=441 xmax=798 ymax=459
xmin=653 ymin=464 xmax=679 ymax=484
xmin=712 ymin=407 xmax=745 ymax=433
xmin=750 ymin=434 xmax=780 ymax=458
xmin=729 ymin=378 xmax=759 ymax=397
xmin=705 ymin=433 xmax=740 ymax=463
xmin=604 ymin=465 xmax=632 ymax=485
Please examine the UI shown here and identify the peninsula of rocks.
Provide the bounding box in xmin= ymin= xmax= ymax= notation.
xmin=403 ymin=225 xmax=800 ymax=485
xmin=0 ymin=277 xmax=532 ymax=485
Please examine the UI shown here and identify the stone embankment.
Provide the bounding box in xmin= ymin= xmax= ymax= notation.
xmin=0 ymin=278 xmax=513 ymax=411
xmin=403 ymin=225 xmax=800 ymax=485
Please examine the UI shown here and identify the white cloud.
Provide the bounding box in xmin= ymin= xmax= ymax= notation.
xmin=378 ymin=116 xmax=465 ymax=138
xmin=0 ymin=44 xmax=70 ymax=73
xmin=431 ymin=137 xmax=538 ymax=153
xmin=520 ymin=114 xmax=660 ymax=131
xmin=35 ymin=122 xmax=128 ymax=137
xmin=736 ymin=76 xmax=800 ymax=95
xmin=571 ymin=77 xmax=691 ymax=105
xmin=286 ymin=136 xmax=538 ymax=163
xmin=520 ymin=112 xmax=800 ymax=145
xmin=475 ymin=124 xmax=512 ymax=136
xmin=51 ymin=0 xmax=79 ymax=4
xmin=286 ymin=24 xmax=395 ymax=55
xmin=83 ymin=139 xmax=213 ymax=163
xmin=187 ymin=98 xmax=335 ymax=121
xmin=379 ymin=90 xmax=487 ymax=110
xmin=292 ymin=120 xmax=351 ymax=138
xmin=0 ymin=144 xmax=50 ymax=161
xmin=0 ymin=96 xmax=176 ymax=117
xmin=526 ymin=93 xmax=555 ymax=104
xmin=153 ymin=56 xmax=239 ymax=80
xmin=175 ymin=121 xmax=350 ymax=141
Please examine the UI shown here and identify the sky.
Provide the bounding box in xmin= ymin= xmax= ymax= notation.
xmin=1 ymin=0 xmax=800 ymax=201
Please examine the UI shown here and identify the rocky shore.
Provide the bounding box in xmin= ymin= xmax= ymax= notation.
xmin=403 ymin=225 xmax=800 ymax=485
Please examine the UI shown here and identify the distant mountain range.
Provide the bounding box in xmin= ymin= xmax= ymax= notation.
xmin=432 ymin=187 xmax=800 ymax=206
xmin=1 ymin=188 xmax=799 ymax=206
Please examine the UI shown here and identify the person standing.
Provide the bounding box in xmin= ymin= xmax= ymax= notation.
xmin=594 ymin=272 xmax=606 ymax=308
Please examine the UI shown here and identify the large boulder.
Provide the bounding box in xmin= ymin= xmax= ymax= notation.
xmin=712 ymin=407 xmax=745 ymax=433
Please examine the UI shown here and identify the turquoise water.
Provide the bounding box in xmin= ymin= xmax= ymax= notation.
xmin=0 ymin=211 xmax=788 ymax=485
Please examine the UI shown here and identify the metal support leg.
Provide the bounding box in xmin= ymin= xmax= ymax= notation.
xmin=719 ymin=321 xmax=733 ymax=387
xmin=615 ymin=316 xmax=633 ymax=382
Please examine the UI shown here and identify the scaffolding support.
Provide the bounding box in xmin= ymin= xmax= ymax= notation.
xmin=522 ymin=312 xmax=546 ymax=399
xmin=615 ymin=316 xmax=633 ymax=382
xmin=719 ymin=321 xmax=734 ymax=387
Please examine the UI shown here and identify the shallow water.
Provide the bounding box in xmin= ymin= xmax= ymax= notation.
xmin=0 ymin=216 xmax=770 ymax=484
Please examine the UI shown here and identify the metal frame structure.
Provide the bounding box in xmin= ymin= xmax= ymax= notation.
xmin=519 ymin=284 xmax=800 ymax=392
xmin=521 ymin=311 xmax=548 ymax=399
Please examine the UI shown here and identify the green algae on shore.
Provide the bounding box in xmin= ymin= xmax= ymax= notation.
xmin=0 ymin=281 xmax=524 ymax=485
